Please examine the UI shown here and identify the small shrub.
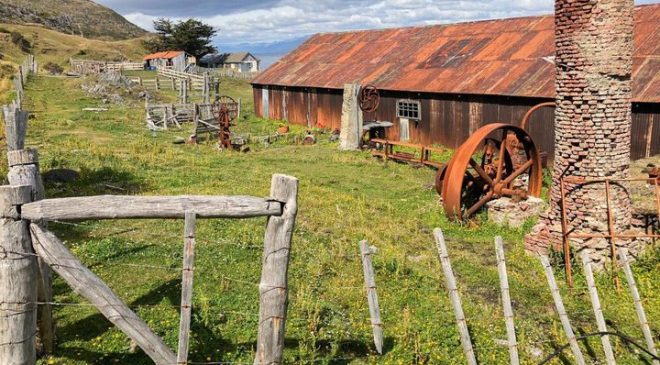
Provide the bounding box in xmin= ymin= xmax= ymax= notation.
xmin=76 ymin=49 xmax=88 ymax=56
xmin=43 ymin=62 xmax=64 ymax=75
xmin=10 ymin=32 xmax=31 ymax=53
xmin=0 ymin=27 xmax=10 ymax=34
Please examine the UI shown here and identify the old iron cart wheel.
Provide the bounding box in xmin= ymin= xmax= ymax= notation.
xmin=439 ymin=123 xmax=542 ymax=221
xmin=212 ymin=95 xmax=239 ymax=122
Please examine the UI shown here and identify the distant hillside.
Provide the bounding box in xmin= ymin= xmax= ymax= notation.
xmin=0 ymin=0 xmax=147 ymax=41
xmin=0 ymin=22 xmax=147 ymax=102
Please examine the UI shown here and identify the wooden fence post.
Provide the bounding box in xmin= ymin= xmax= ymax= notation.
xmin=0 ymin=184 xmax=37 ymax=365
xmin=3 ymin=105 xmax=27 ymax=151
xmin=580 ymin=252 xmax=615 ymax=365
xmin=254 ymin=174 xmax=298 ymax=365
xmin=203 ymin=73 xmax=210 ymax=104
xmin=619 ymin=249 xmax=658 ymax=364
xmin=359 ymin=240 xmax=383 ymax=354
xmin=3 ymin=106 xmax=54 ymax=354
xmin=434 ymin=228 xmax=477 ymax=365
xmin=495 ymin=236 xmax=519 ymax=365
xmin=177 ymin=212 xmax=196 ymax=365
xmin=155 ymin=77 xmax=160 ymax=91
xmin=7 ymin=149 xmax=54 ymax=354
xmin=539 ymin=255 xmax=586 ymax=365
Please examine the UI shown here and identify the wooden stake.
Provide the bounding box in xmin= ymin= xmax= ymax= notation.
xmin=495 ymin=236 xmax=519 ymax=365
xmin=177 ymin=212 xmax=196 ymax=365
xmin=254 ymin=174 xmax=298 ymax=365
xmin=30 ymin=224 xmax=176 ymax=365
xmin=434 ymin=228 xmax=477 ymax=365
xmin=359 ymin=240 xmax=383 ymax=354
xmin=539 ymin=255 xmax=585 ymax=365
xmin=619 ymin=249 xmax=658 ymax=364
xmin=580 ymin=251 xmax=615 ymax=365
xmin=0 ymin=185 xmax=36 ymax=365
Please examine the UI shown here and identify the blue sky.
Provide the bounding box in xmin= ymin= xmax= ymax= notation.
xmin=97 ymin=0 xmax=658 ymax=48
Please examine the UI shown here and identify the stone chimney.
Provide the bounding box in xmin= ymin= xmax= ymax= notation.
xmin=526 ymin=0 xmax=636 ymax=266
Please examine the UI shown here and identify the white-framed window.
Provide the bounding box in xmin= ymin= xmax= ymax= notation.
xmin=397 ymin=99 xmax=421 ymax=120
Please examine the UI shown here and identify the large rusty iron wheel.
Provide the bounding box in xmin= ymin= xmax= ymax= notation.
xmin=439 ymin=123 xmax=542 ymax=221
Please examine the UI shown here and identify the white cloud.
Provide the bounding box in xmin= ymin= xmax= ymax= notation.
xmin=120 ymin=0 xmax=655 ymax=46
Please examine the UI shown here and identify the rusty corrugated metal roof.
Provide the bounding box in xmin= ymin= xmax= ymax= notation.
xmin=253 ymin=4 xmax=659 ymax=102
xmin=143 ymin=51 xmax=184 ymax=61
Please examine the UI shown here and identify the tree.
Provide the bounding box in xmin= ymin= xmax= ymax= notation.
xmin=143 ymin=18 xmax=217 ymax=59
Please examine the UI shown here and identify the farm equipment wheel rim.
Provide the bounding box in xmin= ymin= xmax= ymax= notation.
xmin=440 ymin=123 xmax=542 ymax=221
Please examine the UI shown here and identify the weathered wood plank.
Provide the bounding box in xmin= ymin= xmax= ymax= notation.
xmin=21 ymin=195 xmax=283 ymax=221
xmin=539 ymin=255 xmax=585 ymax=365
xmin=434 ymin=228 xmax=477 ymax=365
xmin=30 ymin=224 xmax=176 ymax=365
xmin=359 ymin=240 xmax=383 ymax=354
xmin=0 ymin=185 xmax=37 ymax=365
xmin=580 ymin=252 xmax=615 ymax=365
xmin=619 ymin=249 xmax=658 ymax=364
xmin=176 ymin=212 xmax=196 ymax=365
xmin=254 ymin=175 xmax=298 ymax=365
xmin=495 ymin=236 xmax=519 ymax=365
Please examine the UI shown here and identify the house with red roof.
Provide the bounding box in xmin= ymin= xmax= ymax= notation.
xmin=143 ymin=51 xmax=193 ymax=71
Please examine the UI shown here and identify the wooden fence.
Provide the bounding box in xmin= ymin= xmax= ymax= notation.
xmin=69 ymin=58 xmax=143 ymax=74
xmin=0 ymin=102 xmax=300 ymax=365
xmin=188 ymin=65 xmax=259 ymax=80
xmin=8 ymin=55 xmax=37 ymax=109
xmin=433 ymin=228 xmax=659 ymax=365
xmin=157 ymin=68 xmax=205 ymax=89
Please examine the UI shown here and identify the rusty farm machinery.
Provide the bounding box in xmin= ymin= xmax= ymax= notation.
xmin=362 ymin=85 xmax=552 ymax=221
xmin=192 ymin=95 xmax=241 ymax=148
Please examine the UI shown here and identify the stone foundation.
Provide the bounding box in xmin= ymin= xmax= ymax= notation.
xmin=487 ymin=197 xmax=545 ymax=228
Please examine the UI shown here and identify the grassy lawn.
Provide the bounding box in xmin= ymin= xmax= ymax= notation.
xmin=6 ymin=75 xmax=658 ymax=365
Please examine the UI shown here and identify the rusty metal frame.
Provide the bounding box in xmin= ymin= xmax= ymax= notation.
xmin=559 ymin=176 xmax=660 ymax=289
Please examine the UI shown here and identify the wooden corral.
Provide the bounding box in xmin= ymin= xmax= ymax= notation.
xmin=70 ymin=59 xmax=143 ymax=74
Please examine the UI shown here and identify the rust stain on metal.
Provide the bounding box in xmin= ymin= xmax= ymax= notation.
xmin=253 ymin=5 xmax=658 ymax=102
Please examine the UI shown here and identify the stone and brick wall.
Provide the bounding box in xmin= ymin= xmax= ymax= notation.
xmin=526 ymin=0 xmax=637 ymax=266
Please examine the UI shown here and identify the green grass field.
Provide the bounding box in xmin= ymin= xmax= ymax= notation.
xmin=6 ymin=74 xmax=659 ymax=365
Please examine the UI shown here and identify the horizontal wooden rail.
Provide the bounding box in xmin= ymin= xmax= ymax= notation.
xmin=158 ymin=68 xmax=204 ymax=83
xmin=21 ymin=195 xmax=283 ymax=221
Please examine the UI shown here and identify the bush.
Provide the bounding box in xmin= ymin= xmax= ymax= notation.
xmin=0 ymin=27 xmax=10 ymax=34
xmin=43 ymin=62 xmax=63 ymax=75
xmin=10 ymin=32 xmax=31 ymax=53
